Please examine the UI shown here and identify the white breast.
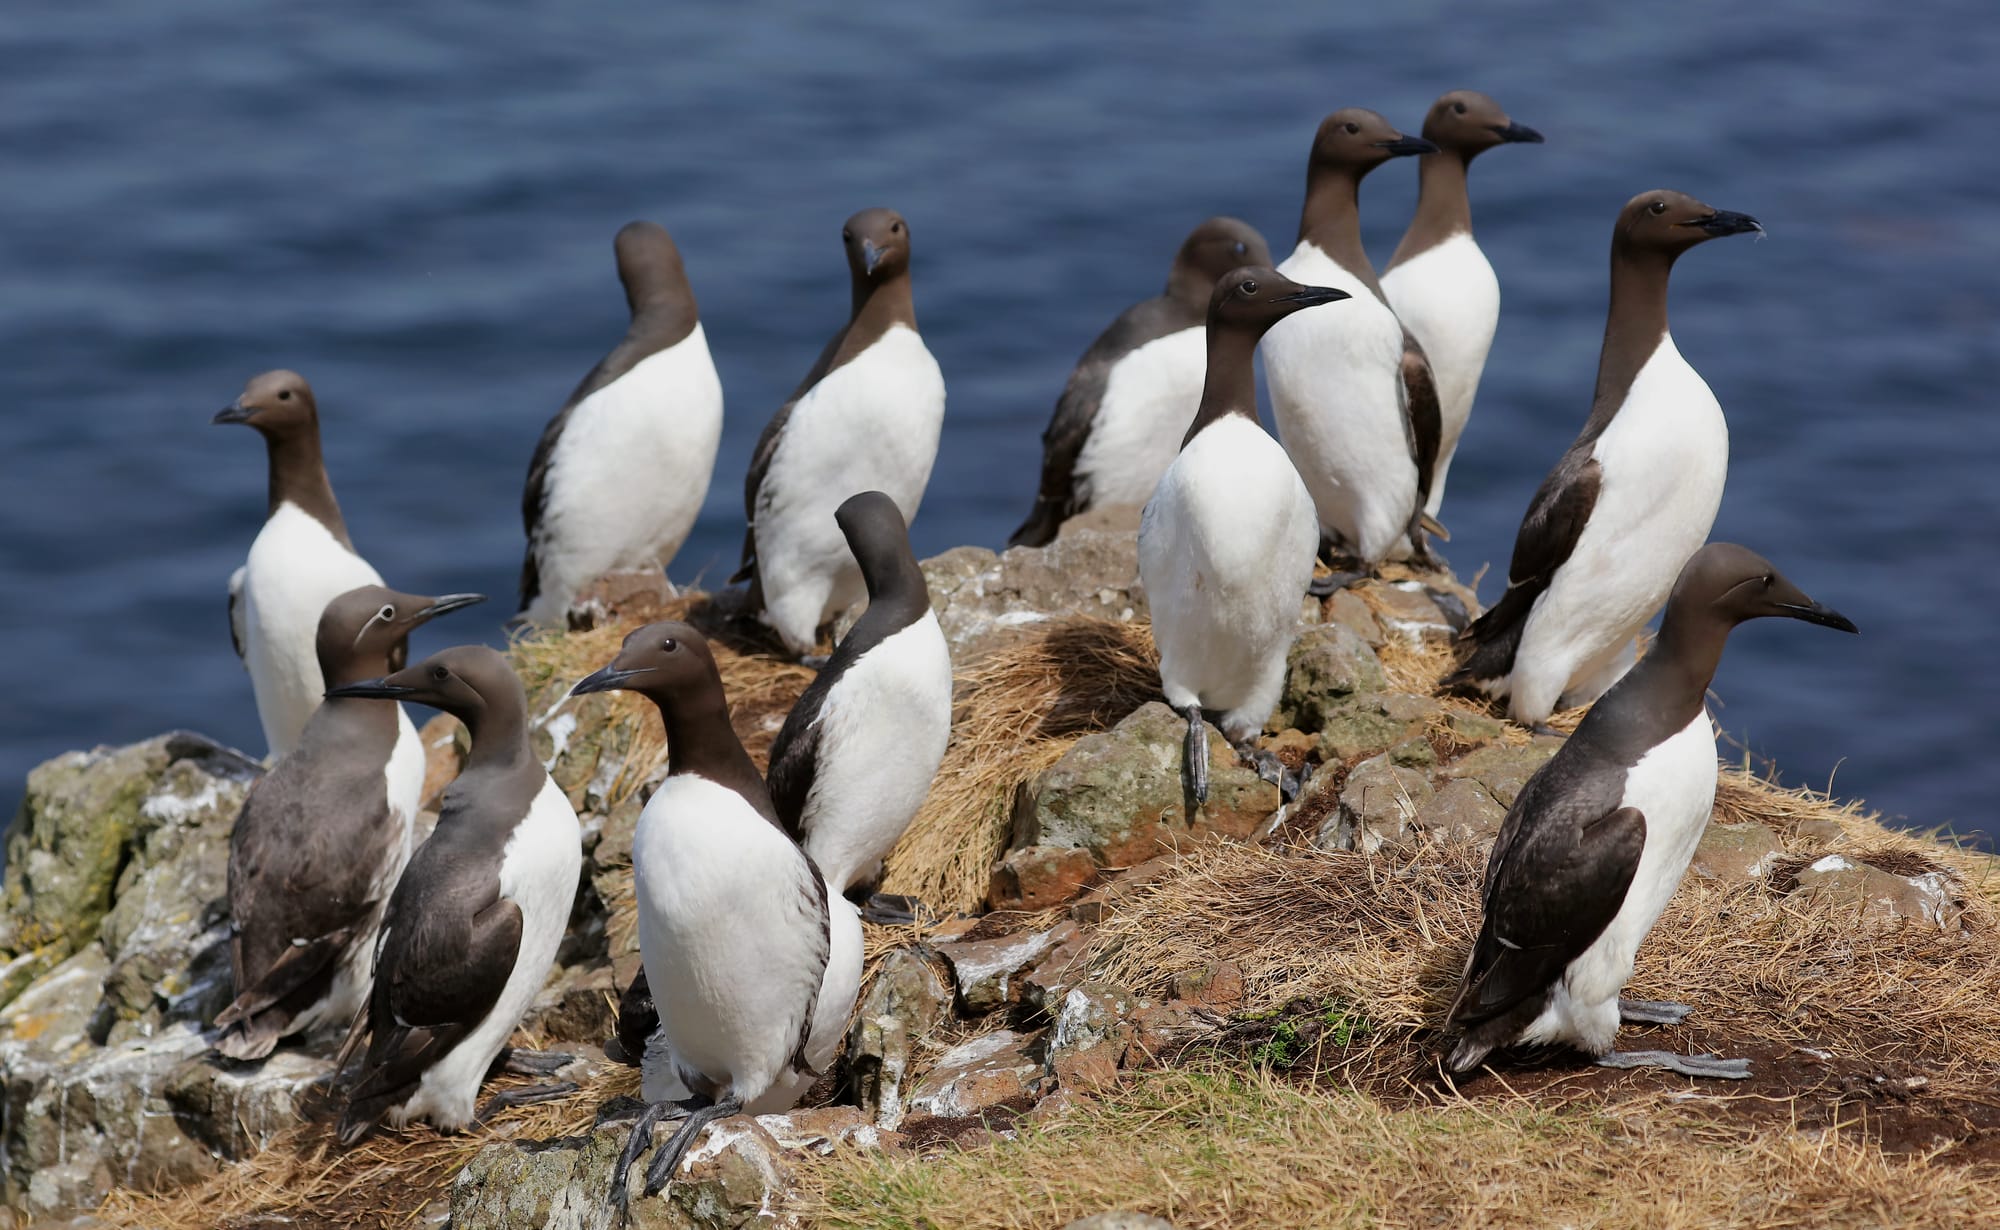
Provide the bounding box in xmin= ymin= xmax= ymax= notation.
xmin=1262 ymin=242 xmax=1418 ymax=563
xmin=1524 ymin=712 xmax=1718 ymax=1055
xmin=1380 ymin=232 xmax=1500 ymax=514
xmin=239 ymin=504 xmax=384 ymax=758
xmin=523 ymin=327 xmax=726 ymax=623
xmin=1507 ymin=338 xmax=1729 ymax=724
xmin=634 ymin=774 xmax=831 ymax=1103
xmin=1140 ymin=415 xmax=1319 ymax=742
xmin=755 ymin=325 xmax=947 ymax=654
xmin=396 ymin=775 xmax=582 ymax=1131
xmin=1071 ymin=325 xmax=1208 ymax=511
xmin=800 ymin=611 xmax=954 ymax=892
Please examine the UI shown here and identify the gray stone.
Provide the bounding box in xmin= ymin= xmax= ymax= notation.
xmin=1315 ymin=756 xmax=1434 ymax=853
xmin=1063 ymin=1214 xmax=1178 ymax=1230
xmin=847 ymin=947 xmax=953 ymax=1129
xmin=1791 ymin=856 xmax=1964 ymax=931
xmin=1274 ymin=625 xmax=1387 ymax=734
xmin=1025 ymin=703 xmax=1279 ymax=867
xmin=937 ymin=923 xmax=1079 ymax=1015
xmin=1047 ymin=982 xmax=1136 ymax=1093
xmin=922 ymin=527 xmax=1146 ymax=660
xmin=1437 ymin=741 xmax=1560 ymax=809
xmin=1415 ymin=778 xmax=1508 ymax=847
xmin=1690 ymin=822 xmax=1784 ymax=882
xmin=1367 ymin=581 xmax=1462 ymax=643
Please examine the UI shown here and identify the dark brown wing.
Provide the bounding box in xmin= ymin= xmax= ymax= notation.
xmin=227 ymin=567 xmax=246 ymax=660
xmin=1008 ymin=297 xmax=1197 ymax=549
xmin=1448 ymin=447 xmax=1603 ymax=686
xmin=1400 ymin=329 xmax=1444 ymax=511
xmin=1449 ymin=800 xmax=1647 ymax=1036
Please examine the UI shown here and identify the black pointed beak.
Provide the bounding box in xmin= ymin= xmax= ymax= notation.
xmin=1690 ymin=209 xmax=1763 ymax=237
xmin=863 ymin=239 xmax=885 ymax=276
xmin=1278 ymin=286 xmax=1352 ymax=308
xmin=1777 ymin=601 xmax=1859 ymax=634
xmin=1495 ymin=121 xmax=1544 ymax=144
xmin=570 ymin=665 xmax=652 ymax=697
xmin=212 ymin=402 xmax=254 ymax=426
xmin=418 ymin=593 xmax=486 ymax=621
xmin=325 ymin=678 xmax=417 ymax=700
xmin=1376 ymin=135 xmax=1439 ymax=157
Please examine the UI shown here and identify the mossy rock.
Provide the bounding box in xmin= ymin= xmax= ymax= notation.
xmin=1273 ymin=625 xmax=1387 ymax=734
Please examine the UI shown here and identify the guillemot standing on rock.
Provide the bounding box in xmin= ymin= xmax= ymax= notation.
xmin=215 ymin=371 xmax=387 ymax=758
xmin=215 ymin=586 xmax=484 ymax=1061
xmin=518 ymin=220 xmax=724 ymax=625
xmin=1009 ymin=217 xmax=1272 ymax=548
xmin=1445 ymin=544 xmax=1856 ymax=1080
xmin=1261 ymin=109 xmax=1447 ymax=587
xmin=1382 ymin=90 xmax=1543 ymax=516
xmin=1139 ymin=267 xmax=1343 ymax=803
xmin=767 ymin=491 xmax=951 ymax=910
xmin=1448 ymin=190 xmax=1763 ymax=728
xmin=572 ymin=624 xmax=862 ymax=1208
xmin=735 ymin=208 xmax=946 ymax=657
xmin=327 ymin=646 xmax=583 ymax=1143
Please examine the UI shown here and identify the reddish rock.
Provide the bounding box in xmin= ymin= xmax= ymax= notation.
xmin=903 ymin=1030 xmax=1047 ymax=1119
xmin=1169 ymin=961 xmax=1246 ymax=1013
xmin=937 ymin=922 xmax=1081 ymax=1015
xmin=1124 ymin=1001 xmax=1214 ymax=1069
xmin=988 ymin=845 xmax=1101 ymax=912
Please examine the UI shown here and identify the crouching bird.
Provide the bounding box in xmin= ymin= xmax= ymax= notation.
xmin=572 ymin=623 xmax=863 ymax=1210
xmin=326 ymin=645 xmax=583 ymax=1143
xmin=1138 ymin=265 xmax=1345 ymax=802
xmin=1444 ymin=544 xmax=1856 ymax=1080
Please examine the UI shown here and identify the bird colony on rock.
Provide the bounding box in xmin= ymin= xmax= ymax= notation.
xmin=190 ymin=88 xmax=1852 ymax=1209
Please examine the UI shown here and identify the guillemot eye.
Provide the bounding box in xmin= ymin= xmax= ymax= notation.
xmin=277 ymin=390 xmax=292 ymax=401
xmin=431 ymin=665 xmax=449 ymax=681
xmin=1453 ymin=101 xmax=1467 ymax=115
xmin=1239 ymin=279 xmax=1259 ymax=296
xmin=842 ymin=229 xmax=853 ymax=242
xmin=890 ymin=220 xmax=903 ymax=233
xmin=379 ymin=605 xmax=395 ymax=620
xmin=1650 ymin=200 xmax=1668 ymax=216
xmin=1343 ymin=121 xmax=1360 ymax=135
xmin=661 ymin=638 xmax=679 ymax=653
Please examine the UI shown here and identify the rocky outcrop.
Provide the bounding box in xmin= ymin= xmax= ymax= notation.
xmin=922 ymin=524 xmax=1147 ymax=659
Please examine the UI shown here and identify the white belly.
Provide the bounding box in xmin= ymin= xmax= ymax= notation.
xmin=239 ymin=504 xmax=384 ymax=758
xmin=754 ymin=893 xmax=864 ymax=1114
xmin=524 ymin=328 xmax=726 ymax=623
xmin=1139 ymin=415 xmax=1319 ymax=740
xmin=1071 ymin=326 xmax=1207 ymax=510
xmin=1508 ymin=339 xmax=1729 ymax=724
xmin=756 ymin=325 xmax=946 ymax=654
xmin=800 ymin=612 xmax=954 ymax=892
xmin=1525 ymin=712 xmax=1718 ymax=1054
xmin=1262 ymin=242 xmax=1417 ymax=563
xmin=634 ymin=774 xmax=831 ymax=1104
xmin=1380 ymin=232 xmax=1499 ymax=514
xmin=396 ymin=775 xmax=582 ymax=1130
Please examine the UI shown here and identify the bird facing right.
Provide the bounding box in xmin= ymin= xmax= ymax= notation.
xmin=1448 ymin=189 xmax=1764 ymax=729
xmin=1139 ymin=265 xmax=1346 ymax=804
xmin=1444 ymin=543 xmax=1857 ymax=1081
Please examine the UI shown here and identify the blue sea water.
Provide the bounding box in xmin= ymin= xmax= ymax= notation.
xmin=1 ymin=2 xmax=1994 ymax=841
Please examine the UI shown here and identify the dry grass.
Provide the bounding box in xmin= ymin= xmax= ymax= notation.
xmin=793 ymin=1065 xmax=2000 ymax=1230
xmin=879 ymin=618 xmax=1160 ymax=913
xmin=96 ymin=1060 xmax=642 ymax=1230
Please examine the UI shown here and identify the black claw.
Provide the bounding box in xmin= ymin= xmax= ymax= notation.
xmin=1181 ymin=705 xmax=1209 ymax=804
xmin=640 ymin=1096 xmax=741 ymax=1197
xmin=1308 ymin=569 xmax=1369 ymax=597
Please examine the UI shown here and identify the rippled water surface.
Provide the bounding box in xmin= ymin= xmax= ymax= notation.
xmin=2 ymin=3 xmax=1995 ymax=840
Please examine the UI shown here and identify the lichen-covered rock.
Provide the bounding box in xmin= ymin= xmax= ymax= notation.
xmin=1791 ymin=856 xmax=1963 ymax=930
xmin=1169 ymin=962 xmax=1245 ymax=1014
xmin=0 ymin=734 xmax=257 ymax=1011
xmin=161 ymin=1048 xmax=333 ymax=1162
xmin=903 ymin=1029 xmax=1046 ymax=1120
xmin=922 ymin=528 xmax=1146 ymax=659
xmin=848 ymin=948 xmax=953 ymax=1128
xmin=937 ymin=923 xmax=1080 ymax=1015
xmin=1024 ymin=703 xmax=1280 ymax=866
xmin=1315 ymin=756 xmax=1434 ymax=853
xmin=1436 ymin=740 xmax=1561 ymax=809
xmin=1322 ymin=590 xmax=1385 ymax=646
xmin=1047 ymin=982 xmax=1136 ymax=1093
xmin=1273 ymin=625 xmax=1387 ymax=733
xmin=1691 ymin=822 xmax=1784 ymax=882
xmin=988 ymin=845 xmax=1100 ymax=912
xmin=1415 ymin=778 xmax=1508 ymax=847
xmin=1017 ymin=922 xmax=1097 ymax=1017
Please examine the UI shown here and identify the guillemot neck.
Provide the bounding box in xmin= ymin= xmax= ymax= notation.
xmin=1298 ymin=167 xmax=1385 ymax=301
xmin=1582 ymin=251 xmax=1676 ymax=438
xmin=264 ymin=428 xmax=354 ymax=548
xmin=1181 ymin=325 xmax=1261 ymax=448
xmin=1389 ymin=151 xmax=1471 ymax=269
